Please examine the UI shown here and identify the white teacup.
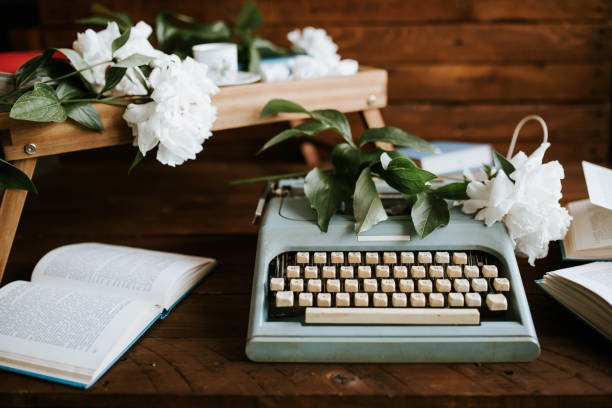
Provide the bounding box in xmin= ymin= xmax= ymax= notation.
xmin=192 ymin=43 xmax=238 ymax=84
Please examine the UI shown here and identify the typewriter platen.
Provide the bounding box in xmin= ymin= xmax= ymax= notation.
xmin=246 ymin=179 xmax=540 ymax=362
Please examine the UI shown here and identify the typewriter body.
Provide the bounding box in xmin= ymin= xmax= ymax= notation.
xmin=246 ymin=180 xmax=540 ymax=362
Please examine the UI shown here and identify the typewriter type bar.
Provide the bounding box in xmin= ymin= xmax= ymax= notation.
xmin=305 ymin=307 xmax=480 ymax=325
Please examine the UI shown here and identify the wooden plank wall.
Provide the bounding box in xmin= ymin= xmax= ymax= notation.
xmin=9 ymin=0 xmax=612 ymax=164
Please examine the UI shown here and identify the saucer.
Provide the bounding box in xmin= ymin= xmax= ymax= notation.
xmin=216 ymin=71 xmax=261 ymax=86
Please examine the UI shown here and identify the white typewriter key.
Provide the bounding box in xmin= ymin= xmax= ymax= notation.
xmin=493 ymin=278 xmax=510 ymax=291
xmin=465 ymin=293 xmax=481 ymax=308
xmin=270 ymin=278 xmax=284 ymax=291
xmin=399 ymin=279 xmax=414 ymax=293
xmin=345 ymin=279 xmax=359 ymax=292
xmin=392 ymin=293 xmax=408 ymax=307
xmin=373 ymin=293 xmax=388 ymax=307
xmin=336 ymin=293 xmax=350 ymax=307
xmin=401 ymin=252 xmax=414 ymax=264
xmin=383 ymin=252 xmax=397 ymax=264
xmin=363 ymin=279 xmax=378 ymax=292
xmin=296 ymin=252 xmax=310 ymax=264
xmin=393 ymin=265 xmax=408 ymax=278
xmin=418 ymin=279 xmax=433 ymax=293
xmin=464 ymin=265 xmax=479 ymax=278
xmin=317 ymin=293 xmax=332 ymax=307
xmin=471 ymin=278 xmax=488 ymax=292
xmin=435 ymin=251 xmax=450 ymax=263
xmin=429 ymin=265 xmax=444 ymax=278
xmin=313 ymin=252 xmax=327 ymax=264
xmin=327 ymin=279 xmax=341 ymax=292
xmin=330 ymin=252 xmax=344 ymax=264
xmin=276 ymin=291 xmax=294 ymax=307
xmin=348 ymin=252 xmax=362 ymax=264
xmin=357 ymin=265 xmax=372 ymax=278
xmin=410 ymin=293 xmax=426 ymax=307
xmin=290 ymin=279 xmax=303 ymax=292
xmin=340 ymin=266 xmax=354 ymax=278
xmin=365 ymin=252 xmax=379 ymax=264
xmin=354 ymin=293 xmax=369 ymax=307
xmin=307 ymin=279 xmax=322 ymax=292
xmin=322 ymin=265 xmax=336 ymax=279
xmin=436 ymin=279 xmax=451 ymax=292
xmin=482 ymin=264 xmax=498 ymax=278
xmin=454 ymin=278 xmax=470 ymax=293
xmin=453 ymin=252 xmax=468 ymax=264
xmin=418 ymin=251 xmax=432 ymax=264
xmin=298 ymin=292 xmax=313 ymax=307
xmin=446 ymin=265 xmax=462 ymax=278
xmin=286 ymin=265 xmax=300 ymax=278
xmin=411 ymin=265 xmax=426 ymax=279
xmin=376 ymin=265 xmax=390 ymax=278
xmin=304 ymin=266 xmax=318 ymax=279
xmin=429 ymin=293 xmax=445 ymax=307
xmin=381 ymin=279 xmax=396 ymax=293
xmin=448 ymin=292 xmax=465 ymax=307
xmin=486 ymin=293 xmax=508 ymax=311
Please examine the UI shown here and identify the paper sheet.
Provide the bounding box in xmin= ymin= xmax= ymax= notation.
xmin=583 ymin=161 xmax=612 ymax=210
xmin=570 ymin=199 xmax=612 ymax=250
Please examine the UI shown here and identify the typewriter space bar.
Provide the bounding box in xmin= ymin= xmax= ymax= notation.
xmin=305 ymin=308 xmax=480 ymax=325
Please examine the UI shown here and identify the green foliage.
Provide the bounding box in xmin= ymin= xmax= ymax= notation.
xmin=10 ymin=83 xmax=67 ymax=122
xmin=493 ymin=151 xmax=516 ymax=178
xmin=234 ymin=0 xmax=264 ymax=34
xmin=111 ymin=27 xmax=131 ymax=53
xmin=56 ymin=48 xmax=95 ymax=86
xmin=78 ymin=3 xmax=132 ymax=31
xmin=64 ymin=102 xmax=104 ymax=131
xmin=0 ymin=159 xmax=37 ymax=193
xmin=13 ymin=49 xmax=54 ymax=89
xmin=156 ymin=12 xmax=231 ymax=58
xmin=129 ymin=150 xmax=145 ymax=174
xmin=252 ymin=99 xmax=459 ymax=237
xmin=100 ymin=67 xmax=127 ymax=94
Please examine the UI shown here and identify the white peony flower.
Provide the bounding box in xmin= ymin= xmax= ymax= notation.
xmin=123 ymin=55 xmax=218 ymax=166
xmin=461 ymin=142 xmax=571 ymax=265
xmin=73 ymin=21 xmax=165 ymax=95
xmin=289 ymin=55 xmax=330 ymax=80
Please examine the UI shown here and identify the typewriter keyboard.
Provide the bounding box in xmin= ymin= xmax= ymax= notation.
xmin=267 ymin=250 xmax=511 ymax=325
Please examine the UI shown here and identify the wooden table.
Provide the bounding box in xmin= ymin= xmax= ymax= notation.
xmin=0 ymin=149 xmax=610 ymax=406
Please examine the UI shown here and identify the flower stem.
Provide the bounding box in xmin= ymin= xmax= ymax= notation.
xmin=229 ymin=168 xmax=332 ymax=186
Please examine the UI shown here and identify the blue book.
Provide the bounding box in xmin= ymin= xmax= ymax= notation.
xmin=398 ymin=141 xmax=493 ymax=175
xmin=0 ymin=243 xmax=217 ymax=388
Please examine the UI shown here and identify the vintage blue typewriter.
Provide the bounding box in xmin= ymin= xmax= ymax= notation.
xmin=246 ymin=179 xmax=540 ymax=362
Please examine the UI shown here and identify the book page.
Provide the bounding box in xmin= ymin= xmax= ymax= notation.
xmin=569 ymin=200 xmax=612 ymax=251
xmin=31 ymin=243 xmax=215 ymax=306
xmin=582 ymin=161 xmax=612 ymax=210
xmin=549 ymin=262 xmax=612 ymax=305
xmin=0 ymin=281 xmax=160 ymax=382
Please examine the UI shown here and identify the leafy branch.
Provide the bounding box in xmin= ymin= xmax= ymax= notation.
xmin=237 ymin=99 xmax=470 ymax=237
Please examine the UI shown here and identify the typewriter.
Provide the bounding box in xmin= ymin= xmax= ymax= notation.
xmin=246 ymin=179 xmax=540 ymax=362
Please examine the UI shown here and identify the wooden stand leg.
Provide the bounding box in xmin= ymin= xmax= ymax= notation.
xmin=361 ymin=109 xmax=393 ymax=151
xmin=0 ymin=158 xmax=37 ymax=284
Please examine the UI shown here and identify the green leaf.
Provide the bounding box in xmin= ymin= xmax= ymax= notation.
xmin=14 ymin=49 xmax=54 ymax=88
xmin=138 ymin=65 xmax=153 ymax=78
xmin=56 ymin=48 xmax=95 ymax=85
xmin=247 ymin=38 xmax=261 ymax=73
xmin=55 ymin=78 xmax=89 ymax=100
xmin=493 ymin=151 xmax=516 ymax=178
xmin=331 ymin=143 xmax=360 ymax=180
xmin=115 ymin=54 xmax=153 ymax=68
xmin=100 ymin=66 xmax=127 ymax=94
xmin=76 ymin=15 xmax=114 ymax=26
xmin=430 ymin=182 xmax=469 ymax=200
xmin=90 ymin=3 xmax=132 ymax=31
xmin=0 ymin=158 xmax=37 ymax=193
xmin=256 ymin=121 xmax=329 ymax=154
xmin=411 ymin=192 xmax=450 ymax=238
xmin=358 ymin=126 xmax=439 ymax=153
xmin=111 ymin=27 xmax=131 ymax=54
xmin=375 ymin=151 xmax=437 ymax=195
xmin=260 ymin=98 xmax=310 ymax=118
xmin=10 ymin=83 xmax=67 ymax=122
xmin=128 ymin=150 xmax=144 ymax=174
xmin=235 ymin=0 xmax=264 ymax=34
xmin=311 ymin=109 xmax=354 ymax=148
xmin=358 ymin=148 xmax=386 ymax=166
xmin=252 ymin=37 xmax=288 ymax=58
xmin=353 ymin=167 xmax=388 ymax=233
xmin=64 ymin=102 xmax=104 ymax=131
xmin=305 ymin=168 xmax=352 ymax=232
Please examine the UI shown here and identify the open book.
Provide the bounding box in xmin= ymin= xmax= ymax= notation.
xmin=0 ymin=243 xmax=216 ymax=388
xmin=536 ymin=262 xmax=612 ymax=340
xmin=562 ymin=199 xmax=612 ymax=260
